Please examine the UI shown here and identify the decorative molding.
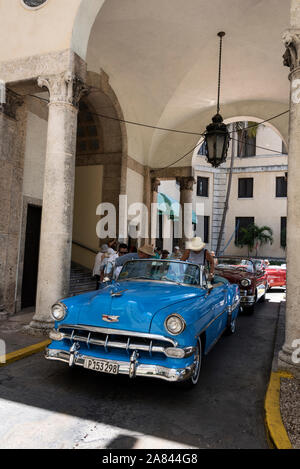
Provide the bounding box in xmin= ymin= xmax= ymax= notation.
xmin=283 ymin=29 xmax=300 ymax=72
xmin=151 ymin=178 xmax=161 ymax=193
xmin=176 ymin=176 xmax=196 ymax=191
xmin=38 ymin=72 xmax=89 ymax=108
xmin=194 ymin=164 xmax=288 ymax=174
xmin=0 ymin=50 xmax=87 ymax=84
xmin=0 ymin=89 xmax=23 ymax=119
xmin=150 ymin=166 xmax=194 ymax=180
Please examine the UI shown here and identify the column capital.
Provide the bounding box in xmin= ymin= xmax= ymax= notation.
xmin=0 ymin=89 xmax=23 ymax=119
xmin=37 ymin=72 xmax=89 ymax=108
xmin=151 ymin=177 xmax=161 ymax=192
xmin=283 ymin=29 xmax=300 ymax=74
xmin=176 ymin=176 xmax=196 ymax=191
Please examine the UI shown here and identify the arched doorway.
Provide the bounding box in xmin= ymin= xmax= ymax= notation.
xmin=71 ymin=75 xmax=127 ymax=288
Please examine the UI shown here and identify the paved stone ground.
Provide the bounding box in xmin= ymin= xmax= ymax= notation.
xmin=280 ymin=378 xmax=300 ymax=449
xmin=0 ymin=309 xmax=45 ymax=355
xmin=272 ymin=298 xmax=300 ymax=449
xmin=0 ymin=292 xmax=284 ymax=449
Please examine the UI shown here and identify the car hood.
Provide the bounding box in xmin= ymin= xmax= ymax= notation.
xmin=74 ymin=280 xmax=204 ymax=333
xmin=215 ymin=267 xmax=254 ymax=283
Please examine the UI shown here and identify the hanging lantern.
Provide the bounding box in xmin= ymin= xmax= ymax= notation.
xmin=204 ymin=32 xmax=230 ymax=167
xmin=205 ymin=113 xmax=230 ymax=167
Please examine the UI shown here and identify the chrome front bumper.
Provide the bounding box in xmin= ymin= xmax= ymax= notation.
xmin=45 ymin=347 xmax=195 ymax=383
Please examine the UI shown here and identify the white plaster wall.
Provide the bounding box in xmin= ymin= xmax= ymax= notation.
xmin=0 ymin=0 xmax=82 ymax=61
xmin=22 ymin=110 xmax=47 ymax=199
xmin=256 ymin=125 xmax=283 ymax=156
xmin=224 ymin=170 xmax=287 ymax=258
xmin=72 ymin=165 xmax=103 ymax=269
xmin=126 ymin=168 xmax=145 ymax=244
xmin=126 ymin=168 xmax=144 ymax=207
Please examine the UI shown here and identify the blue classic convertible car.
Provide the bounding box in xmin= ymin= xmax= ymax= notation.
xmin=46 ymin=260 xmax=240 ymax=387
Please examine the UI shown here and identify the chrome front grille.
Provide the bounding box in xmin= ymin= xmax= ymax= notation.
xmin=57 ymin=324 xmax=177 ymax=356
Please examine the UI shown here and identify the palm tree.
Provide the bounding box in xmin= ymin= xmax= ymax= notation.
xmin=254 ymin=225 xmax=273 ymax=256
xmin=235 ymin=223 xmax=273 ymax=256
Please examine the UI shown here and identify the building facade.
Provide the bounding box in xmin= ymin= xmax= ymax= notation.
xmin=159 ymin=121 xmax=287 ymax=259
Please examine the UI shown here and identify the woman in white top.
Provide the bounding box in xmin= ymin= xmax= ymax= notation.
xmin=181 ymin=237 xmax=215 ymax=281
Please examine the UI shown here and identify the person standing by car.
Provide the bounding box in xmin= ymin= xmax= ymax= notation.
xmin=171 ymin=246 xmax=181 ymax=259
xmin=100 ymin=247 xmax=118 ymax=283
xmin=161 ymin=250 xmax=170 ymax=259
xmin=113 ymin=243 xmax=129 ymax=279
xmin=210 ymin=251 xmax=218 ymax=266
xmin=93 ymin=244 xmax=109 ymax=288
xmin=181 ymin=237 xmax=215 ymax=281
xmin=154 ymin=247 xmax=162 ymax=258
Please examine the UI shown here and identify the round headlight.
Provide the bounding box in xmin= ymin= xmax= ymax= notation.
xmin=165 ymin=314 xmax=186 ymax=335
xmin=51 ymin=302 xmax=67 ymax=321
xmin=240 ymin=278 xmax=251 ymax=287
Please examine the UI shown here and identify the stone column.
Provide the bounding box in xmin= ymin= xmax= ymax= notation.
xmin=176 ymin=176 xmax=195 ymax=250
xmin=141 ymin=167 xmax=151 ymax=245
xmin=0 ymin=90 xmax=24 ymax=317
xmin=150 ymin=177 xmax=160 ymax=246
xmin=28 ymin=72 xmax=88 ymax=333
xmin=278 ymin=7 xmax=300 ymax=377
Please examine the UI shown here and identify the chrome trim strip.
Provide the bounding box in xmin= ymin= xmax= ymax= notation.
xmin=45 ymin=348 xmax=195 ymax=383
xmin=54 ymin=330 xmax=192 ymax=358
xmin=227 ymin=298 xmax=240 ymax=313
xmin=58 ymin=324 xmax=178 ymax=347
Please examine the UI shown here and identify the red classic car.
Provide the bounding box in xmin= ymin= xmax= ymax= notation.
xmin=215 ymin=257 xmax=268 ymax=314
xmin=252 ymin=259 xmax=286 ymax=290
xmin=265 ymin=264 xmax=286 ymax=290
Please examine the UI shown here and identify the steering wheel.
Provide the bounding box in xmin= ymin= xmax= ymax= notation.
xmin=178 ymin=274 xmax=197 ymax=284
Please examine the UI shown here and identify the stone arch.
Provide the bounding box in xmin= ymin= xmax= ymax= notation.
xmin=192 ymin=113 xmax=288 ymax=163
xmin=72 ymin=69 xmax=128 ymax=269
xmin=150 ymin=101 xmax=289 ymax=169
xmin=76 ymin=100 xmax=104 ymax=156
xmin=71 ymin=0 xmax=107 ymax=61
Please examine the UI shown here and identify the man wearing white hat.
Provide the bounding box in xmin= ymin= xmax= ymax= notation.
xmin=181 ymin=237 xmax=215 ymax=281
xmin=114 ymin=243 xmax=155 ymax=268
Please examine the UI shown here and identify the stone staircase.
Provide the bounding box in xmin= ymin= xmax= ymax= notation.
xmin=69 ymin=262 xmax=97 ymax=297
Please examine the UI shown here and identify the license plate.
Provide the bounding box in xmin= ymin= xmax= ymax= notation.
xmin=84 ymin=358 xmax=119 ymax=375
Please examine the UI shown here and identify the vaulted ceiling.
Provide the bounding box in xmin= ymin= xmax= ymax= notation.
xmin=86 ymin=0 xmax=291 ymax=167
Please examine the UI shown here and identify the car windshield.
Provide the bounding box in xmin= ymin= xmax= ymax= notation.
xmin=119 ymin=260 xmax=201 ymax=285
xmin=216 ymin=258 xmax=254 ymax=273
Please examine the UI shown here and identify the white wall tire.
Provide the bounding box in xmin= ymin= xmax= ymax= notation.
xmin=177 ymin=337 xmax=202 ymax=389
